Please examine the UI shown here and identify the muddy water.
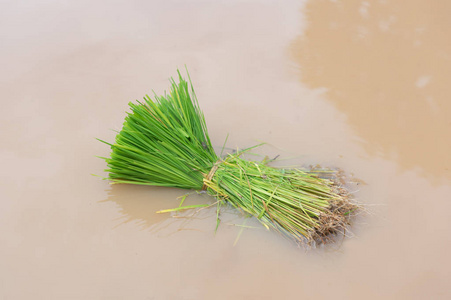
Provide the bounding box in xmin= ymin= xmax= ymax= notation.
xmin=1 ymin=0 xmax=450 ymax=299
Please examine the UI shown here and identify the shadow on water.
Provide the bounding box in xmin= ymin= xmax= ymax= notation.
xmin=291 ymin=0 xmax=451 ymax=184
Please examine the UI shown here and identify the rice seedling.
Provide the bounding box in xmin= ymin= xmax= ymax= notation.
xmin=98 ymin=70 xmax=358 ymax=245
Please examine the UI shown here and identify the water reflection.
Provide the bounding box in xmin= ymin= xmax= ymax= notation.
xmin=103 ymin=184 xmax=216 ymax=233
xmin=291 ymin=0 xmax=451 ymax=183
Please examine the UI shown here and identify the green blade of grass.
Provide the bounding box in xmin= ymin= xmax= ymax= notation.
xmin=156 ymin=204 xmax=210 ymax=214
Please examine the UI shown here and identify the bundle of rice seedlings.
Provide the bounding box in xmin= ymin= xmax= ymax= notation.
xmin=99 ymin=70 xmax=358 ymax=244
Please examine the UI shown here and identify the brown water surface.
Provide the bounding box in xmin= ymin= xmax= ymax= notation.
xmin=1 ymin=0 xmax=450 ymax=299
xmin=291 ymin=0 xmax=451 ymax=183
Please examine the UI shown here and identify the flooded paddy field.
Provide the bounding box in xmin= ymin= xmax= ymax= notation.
xmin=1 ymin=0 xmax=450 ymax=299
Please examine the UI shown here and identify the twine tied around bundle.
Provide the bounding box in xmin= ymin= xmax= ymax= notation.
xmin=202 ymin=160 xmax=222 ymax=190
